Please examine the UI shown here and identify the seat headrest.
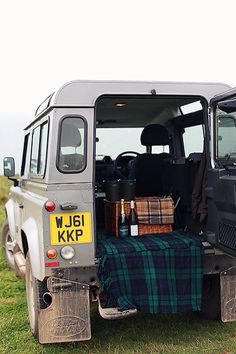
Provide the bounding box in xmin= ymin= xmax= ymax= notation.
xmin=61 ymin=123 xmax=81 ymax=147
xmin=141 ymin=124 xmax=169 ymax=146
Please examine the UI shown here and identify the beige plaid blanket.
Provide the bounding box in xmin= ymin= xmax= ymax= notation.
xmin=135 ymin=196 xmax=174 ymax=225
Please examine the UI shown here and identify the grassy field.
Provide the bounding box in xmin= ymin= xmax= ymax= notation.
xmin=1 ymin=176 xmax=236 ymax=354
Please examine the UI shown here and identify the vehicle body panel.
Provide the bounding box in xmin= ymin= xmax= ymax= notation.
xmin=4 ymin=80 xmax=236 ymax=343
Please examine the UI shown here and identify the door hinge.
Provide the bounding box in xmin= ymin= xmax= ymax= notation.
xmin=208 ymin=106 xmax=211 ymax=116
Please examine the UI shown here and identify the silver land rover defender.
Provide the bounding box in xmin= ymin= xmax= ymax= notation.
xmin=3 ymin=80 xmax=236 ymax=344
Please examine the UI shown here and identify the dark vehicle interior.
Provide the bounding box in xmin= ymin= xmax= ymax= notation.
xmin=95 ymin=95 xmax=206 ymax=236
xmin=93 ymin=94 xmax=211 ymax=318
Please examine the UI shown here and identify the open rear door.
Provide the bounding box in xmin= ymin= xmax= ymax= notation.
xmin=207 ymin=88 xmax=236 ymax=256
xmin=207 ymin=88 xmax=236 ymax=323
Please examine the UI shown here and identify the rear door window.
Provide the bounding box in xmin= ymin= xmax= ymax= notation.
xmin=58 ymin=117 xmax=86 ymax=172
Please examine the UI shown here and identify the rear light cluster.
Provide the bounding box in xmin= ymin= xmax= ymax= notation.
xmin=47 ymin=249 xmax=57 ymax=259
xmin=60 ymin=246 xmax=75 ymax=260
xmin=45 ymin=246 xmax=75 ymax=267
xmin=45 ymin=200 xmax=76 ymax=267
xmin=45 ymin=261 xmax=59 ymax=267
xmin=45 ymin=200 xmax=56 ymax=212
xmin=45 ymin=200 xmax=57 ymax=267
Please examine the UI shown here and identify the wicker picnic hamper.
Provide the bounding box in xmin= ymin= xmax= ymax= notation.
xmin=104 ymin=196 xmax=173 ymax=237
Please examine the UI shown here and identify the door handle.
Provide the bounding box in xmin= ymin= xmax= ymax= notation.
xmin=60 ymin=202 xmax=78 ymax=210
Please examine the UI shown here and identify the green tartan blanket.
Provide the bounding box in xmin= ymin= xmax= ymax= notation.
xmin=97 ymin=231 xmax=203 ymax=313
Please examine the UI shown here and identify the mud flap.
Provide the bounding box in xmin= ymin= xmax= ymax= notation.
xmin=38 ymin=277 xmax=91 ymax=343
xmin=221 ymin=266 xmax=236 ymax=322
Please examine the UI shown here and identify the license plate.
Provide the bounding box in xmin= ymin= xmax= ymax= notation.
xmin=50 ymin=212 xmax=92 ymax=245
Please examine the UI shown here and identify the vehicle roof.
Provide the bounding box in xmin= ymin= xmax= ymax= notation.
xmin=53 ymin=79 xmax=232 ymax=106
xmin=27 ymin=80 xmax=232 ymax=129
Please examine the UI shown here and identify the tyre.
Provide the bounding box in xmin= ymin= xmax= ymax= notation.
xmin=201 ymin=274 xmax=221 ymax=320
xmin=25 ymin=254 xmax=39 ymax=338
xmin=25 ymin=254 xmax=48 ymax=339
xmin=1 ymin=219 xmax=15 ymax=269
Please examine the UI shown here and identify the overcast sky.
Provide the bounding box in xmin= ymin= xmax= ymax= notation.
xmin=1 ymin=0 xmax=236 ymax=173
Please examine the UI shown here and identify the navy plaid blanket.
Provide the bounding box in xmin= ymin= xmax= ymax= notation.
xmin=97 ymin=231 xmax=203 ymax=313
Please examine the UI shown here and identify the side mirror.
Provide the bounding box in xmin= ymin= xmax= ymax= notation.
xmin=218 ymin=99 xmax=236 ymax=113
xmin=3 ymin=157 xmax=15 ymax=177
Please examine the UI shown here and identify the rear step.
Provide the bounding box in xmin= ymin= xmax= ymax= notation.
xmin=98 ymin=297 xmax=137 ymax=320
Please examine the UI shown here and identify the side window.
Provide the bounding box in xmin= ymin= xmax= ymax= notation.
xmin=21 ymin=133 xmax=30 ymax=176
xmin=58 ymin=117 xmax=86 ymax=172
xmin=183 ymin=125 xmax=203 ymax=157
xmin=30 ymin=121 xmax=49 ymax=176
xmin=216 ymin=113 xmax=236 ymax=161
xmin=30 ymin=126 xmax=40 ymax=174
xmin=152 ymin=145 xmax=169 ymax=154
xmin=38 ymin=122 xmax=48 ymax=175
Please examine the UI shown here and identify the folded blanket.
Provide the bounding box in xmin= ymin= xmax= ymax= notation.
xmin=97 ymin=231 xmax=203 ymax=313
xmin=136 ymin=196 xmax=174 ymax=224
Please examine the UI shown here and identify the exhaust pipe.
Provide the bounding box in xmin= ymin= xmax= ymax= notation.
xmin=43 ymin=292 xmax=52 ymax=306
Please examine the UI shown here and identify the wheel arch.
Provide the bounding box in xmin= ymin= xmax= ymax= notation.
xmin=21 ymin=217 xmax=45 ymax=281
xmin=21 ymin=229 xmax=28 ymax=257
xmin=5 ymin=199 xmax=16 ymax=240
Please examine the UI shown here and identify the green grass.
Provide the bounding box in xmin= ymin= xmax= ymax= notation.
xmin=1 ymin=176 xmax=236 ymax=353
